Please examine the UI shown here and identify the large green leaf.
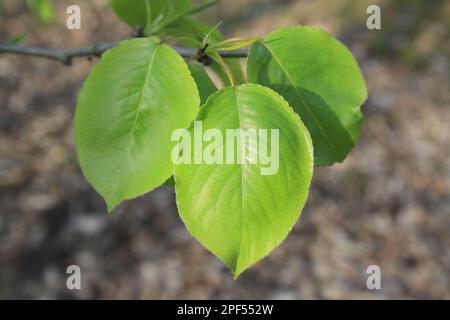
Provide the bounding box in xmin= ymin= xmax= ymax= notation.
xmin=75 ymin=38 xmax=200 ymax=211
xmin=188 ymin=64 xmax=218 ymax=104
xmin=247 ymin=26 xmax=367 ymax=166
xmin=110 ymin=0 xmax=192 ymax=31
xmin=174 ymin=84 xmax=313 ymax=277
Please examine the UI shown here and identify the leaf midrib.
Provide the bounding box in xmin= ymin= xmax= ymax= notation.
xmin=128 ymin=43 xmax=158 ymax=143
xmin=233 ymin=88 xmax=246 ymax=276
xmin=110 ymin=43 xmax=158 ymax=202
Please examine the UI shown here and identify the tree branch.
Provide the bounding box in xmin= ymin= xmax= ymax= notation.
xmin=0 ymin=42 xmax=248 ymax=65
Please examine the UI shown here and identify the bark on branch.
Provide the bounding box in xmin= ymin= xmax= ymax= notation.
xmin=0 ymin=42 xmax=248 ymax=65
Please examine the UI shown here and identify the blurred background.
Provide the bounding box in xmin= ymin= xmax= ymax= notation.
xmin=0 ymin=0 xmax=449 ymax=299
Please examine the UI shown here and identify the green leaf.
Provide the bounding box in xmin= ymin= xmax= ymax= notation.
xmin=174 ymin=84 xmax=313 ymax=277
xmin=165 ymin=17 xmax=246 ymax=85
xmin=75 ymin=38 xmax=200 ymax=211
xmin=27 ymin=0 xmax=55 ymax=25
xmin=207 ymin=37 xmax=256 ymax=52
xmin=247 ymin=26 xmax=367 ymax=166
xmin=188 ymin=64 xmax=218 ymax=104
xmin=110 ymin=0 xmax=192 ymax=32
xmin=208 ymin=51 xmax=236 ymax=86
xmin=164 ymin=17 xmax=221 ymax=46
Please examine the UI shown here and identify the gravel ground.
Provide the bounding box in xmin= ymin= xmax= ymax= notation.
xmin=0 ymin=0 xmax=449 ymax=299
